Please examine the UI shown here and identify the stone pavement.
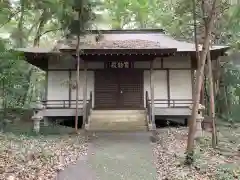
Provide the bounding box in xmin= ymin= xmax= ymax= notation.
xmin=57 ymin=132 xmax=157 ymax=180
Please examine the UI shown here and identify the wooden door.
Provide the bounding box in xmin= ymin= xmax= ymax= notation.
xmin=94 ymin=70 xmax=118 ymax=109
xmin=94 ymin=70 xmax=143 ymax=109
xmin=118 ymin=70 xmax=143 ymax=109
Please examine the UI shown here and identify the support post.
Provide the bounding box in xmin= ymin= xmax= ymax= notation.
xmin=150 ymin=60 xmax=156 ymax=130
xmin=82 ymin=60 xmax=87 ymax=127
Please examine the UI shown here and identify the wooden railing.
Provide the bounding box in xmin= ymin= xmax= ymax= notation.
xmin=85 ymin=91 xmax=93 ymax=124
xmin=145 ymin=91 xmax=193 ymax=117
xmin=42 ymin=100 xmax=85 ymax=109
xmin=153 ymin=99 xmax=193 ymax=108
xmin=145 ymin=91 xmax=152 ymax=124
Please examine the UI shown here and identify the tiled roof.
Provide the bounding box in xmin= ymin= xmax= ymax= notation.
xmin=57 ymin=39 xmax=166 ymax=49
xmin=16 ymin=29 xmax=229 ymax=53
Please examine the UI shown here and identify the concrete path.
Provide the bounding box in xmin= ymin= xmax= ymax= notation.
xmin=57 ymin=132 xmax=157 ymax=180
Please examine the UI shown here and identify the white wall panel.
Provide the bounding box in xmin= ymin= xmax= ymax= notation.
xmin=169 ymin=70 xmax=192 ymax=107
xmin=47 ymin=71 xmax=69 ymax=107
xmin=71 ymin=71 xmax=94 ymax=108
xmin=144 ymin=70 xmax=168 ymax=107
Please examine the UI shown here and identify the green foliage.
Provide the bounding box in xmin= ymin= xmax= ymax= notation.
xmin=0 ymin=0 xmax=95 ymax=124
xmin=3 ymin=122 xmax=74 ymax=136
xmin=215 ymin=62 xmax=240 ymax=123
xmin=0 ymin=39 xmax=44 ymax=117
xmin=222 ymin=63 xmax=240 ymax=86
xmin=99 ymin=0 xmax=175 ymax=29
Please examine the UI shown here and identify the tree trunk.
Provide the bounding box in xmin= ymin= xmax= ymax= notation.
xmin=82 ymin=61 xmax=87 ymax=128
xmin=192 ymin=0 xmax=200 ymax=66
xmin=33 ymin=10 xmax=50 ymax=46
xmin=207 ymin=52 xmax=217 ymax=148
xmin=17 ymin=0 xmax=25 ymax=47
xmin=75 ymin=10 xmax=81 ymax=133
xmin=186 ymin=0 xmax=217 ymax=164
xmin=203 ymin=0 xmax=218 ymax=147
xmin=75 ymin=35 xmax=80 ymax=133
xmin=189 ymin=0 xmax=200 ymax=128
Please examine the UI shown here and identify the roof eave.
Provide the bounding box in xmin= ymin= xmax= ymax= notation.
xmin=59 ymin=48 xmax=177 ymax=56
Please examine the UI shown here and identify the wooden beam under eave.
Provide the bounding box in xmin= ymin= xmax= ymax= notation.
xmin=190 ymin=49 xmax=228 ymax=70
xmin=25 ymin=53 xmax=49 ymax=70
xmin=150 ymin=60 xmax=156 ymax=130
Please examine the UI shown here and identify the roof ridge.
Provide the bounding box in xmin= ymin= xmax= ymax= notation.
xmin=84 ymin=29 xmax=166 ymax=34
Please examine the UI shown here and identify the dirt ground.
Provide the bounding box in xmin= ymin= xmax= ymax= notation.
xmin=153 ymin=125 xmax=240 ymax=180
xmin=0 ymin=122 xmax=88 ymax=180
xmin=1 ymin=121 xmax=240 ymax=180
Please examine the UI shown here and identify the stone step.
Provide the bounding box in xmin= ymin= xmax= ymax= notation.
xmin=89 ymin=125 xmax=148 ymax=131
xmin=90 ymin=117 xmax=147 ymax=125
xmin=88 ymin=110 xmax=147 ymax=131
xmin=89 ymin=119 xmax=147 ymax=130
xmin=90 ymin=116 xmax=146 ymax=122
xmin=90 ymin=120 xmax=147 ymax=126
xmin=90 ymin=120 xmax=147 ymax=125
xmin=91 ymin=110 xmax=146 ymax=115
xmin=90 ymin=113 xmax=146 ymax=118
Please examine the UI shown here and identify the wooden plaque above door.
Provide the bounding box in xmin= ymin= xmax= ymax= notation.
xmin=104 ymin=61 xmax=134 ymax=69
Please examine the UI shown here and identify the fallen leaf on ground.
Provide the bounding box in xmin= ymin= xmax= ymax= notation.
xmin=0 ymin=131 xmax=87 ymax=180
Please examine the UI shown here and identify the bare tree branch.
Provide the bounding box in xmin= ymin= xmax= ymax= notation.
xmin=0 ymin=10 xmax=21 ymax=28
xmin=38 ymin=28 xmax=62 ymax=38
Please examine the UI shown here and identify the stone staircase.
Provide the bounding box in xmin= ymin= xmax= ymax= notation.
xmin=86 ymin=110 xmax=148 ymax=131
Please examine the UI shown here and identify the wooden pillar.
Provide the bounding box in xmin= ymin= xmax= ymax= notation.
xmin=82 ymin=60 xmax=87 ymax=127
xmin=150 ymin=60 xmax=156 ymax=130
xmin=167 ymin=69 xmax=170 ymax=107
xmin=45 ymin=70 xmax=48 ymax=102
xmin=200 ymin=81 xmax=205 ymax=105
xmin=191 ymin=70 xmax=195 ymax=101
xmin=68 ymin=70 xmax=72 ymax=108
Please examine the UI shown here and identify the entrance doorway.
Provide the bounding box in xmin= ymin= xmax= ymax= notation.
xmin=95 ymin=70 xmax=143 ymax=109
